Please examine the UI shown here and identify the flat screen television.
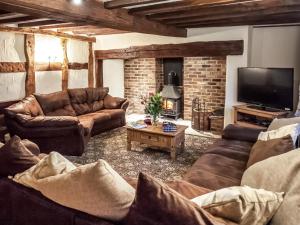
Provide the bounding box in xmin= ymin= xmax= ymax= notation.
xmin=238 ymin=67 xmax=294 ymax=111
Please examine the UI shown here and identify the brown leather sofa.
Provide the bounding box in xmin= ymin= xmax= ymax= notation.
xmin=0 ymin=124 xmax=263 ymax=225
xmin=4 ymin=88 xmax=129 ymax=156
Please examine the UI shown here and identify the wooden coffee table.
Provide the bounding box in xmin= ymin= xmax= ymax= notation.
xmin=126 ymin=123 xmax=188 ymax=160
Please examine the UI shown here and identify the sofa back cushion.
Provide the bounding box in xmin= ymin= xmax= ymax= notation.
xmin=68 ymin=87 xmax=109 ymax=115
xmin=5 ymin=95 xmax=44 ymax=118
xmin=34 ymin=91 xmax=76 ymax=117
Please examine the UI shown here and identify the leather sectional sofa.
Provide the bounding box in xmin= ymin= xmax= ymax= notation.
xmin=0 ymin=124 xmax=263 ymax=225
xmin=4 ymin=88 xmax=129 ymax=156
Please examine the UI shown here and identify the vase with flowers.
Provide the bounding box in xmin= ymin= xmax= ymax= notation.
xmin=146 ymin=93 xmax=163 ymax=126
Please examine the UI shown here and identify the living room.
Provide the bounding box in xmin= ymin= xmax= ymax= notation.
xmin=0 ymin=1 xmax=300 ymax=225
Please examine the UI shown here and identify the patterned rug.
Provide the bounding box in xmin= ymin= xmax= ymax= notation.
xmin=66 ymin=127 xmax=218 ymax=182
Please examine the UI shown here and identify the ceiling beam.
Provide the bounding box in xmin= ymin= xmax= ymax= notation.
xmin=73 ymin=28 xmax=130 ymax=35
xmin=0 ymin=16 xmax=41 ymax=24
xmin=104 ymin=0 xmax=168 ymax=9
xmin=58 ymin=25 xmax=104 ymax=32
xmin=128 ymin=0 xmax=248 ymax=15
xmin=148 ymin=0 xmax=300 ymax=21
xmin=0 ymin=0 xmax=187 ymax=37
xmin=37 ymin=23 xmax=77 ymax=30
xmin=95 ymin=40 xmax=243 ymax=59
xmin=0 ymin=25 xmax=96 ymax=42
xmin=18 ymin=19 xmax=66 ymax=27
xmin=164 ymin=5 xmax=300 ymax=25
xmin=176 ymin=12 xmax=300 ymax=28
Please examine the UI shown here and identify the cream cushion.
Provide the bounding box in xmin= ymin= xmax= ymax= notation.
xmin=268 ymin=117 xmax=300 ymax=131
xmin=242 ymin=149 xmax=300 ymax=225
xmin=258 ymin=123 xmax=300 ymax=145
xmin=191 ymin=186 xmax=284 ymax=225
xmin=13 ymin=152 xmax=135 ymax=221
xmin=0 ymin=142 xmax=4 ymax=148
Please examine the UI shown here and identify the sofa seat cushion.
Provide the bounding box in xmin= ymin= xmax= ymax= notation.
xmin=184 ymin=154 xmax=246 ymax=190
xmin=99 ymin=109 xmax=125 ymax=120
xmin=78 ymin=116 xmax=94 ymax=137
xmin=68 ymin=88 xmax=109 ymax=115
xmin=34 ymin=91 xmax=76 ymax=117
xmin=205 ymin=139 xmax=252 ymax=162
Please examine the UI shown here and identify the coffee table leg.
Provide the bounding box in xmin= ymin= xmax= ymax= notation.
xmin=127 ymin=132 xmax=132 ymax=151
xmin=170 ymin=139 xmax=176 ymax=161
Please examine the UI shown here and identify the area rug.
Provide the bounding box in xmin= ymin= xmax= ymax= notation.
xmin=66 ymin=127 xmax=218 ymax=182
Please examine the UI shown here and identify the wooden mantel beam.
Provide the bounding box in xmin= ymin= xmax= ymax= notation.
xmin=94 ymin=40 xmax=244 ymax=59
xmin=0 ymin=0 xmax=187 ymax=37
xmin=0 ymin=25 xmax=95 ymax=42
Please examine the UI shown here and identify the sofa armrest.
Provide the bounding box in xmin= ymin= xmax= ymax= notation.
xmin=120 ymin=99 xmax=129 ymax=111
xmin=15 ymin=114 xmax=79 ymax=128
xmin=222 ymin=124 xmax=266 ymax=143
xmin=104 ymin=94 xmax=128 ymax=110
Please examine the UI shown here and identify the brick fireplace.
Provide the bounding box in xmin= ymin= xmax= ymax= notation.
xmin=124 ymin=56 xmax=226 ymax=122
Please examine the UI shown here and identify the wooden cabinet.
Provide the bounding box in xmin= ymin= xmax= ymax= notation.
xmin=233 ymin=105 xmax=289 ymax=129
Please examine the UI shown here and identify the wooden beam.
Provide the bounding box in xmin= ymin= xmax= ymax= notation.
xmin=0 ymin=0 xmax=186 ymax=37
xmin=148 ymin=0 xmax=300 ymax=21
xmin=164 ymin=5 xmax=300 ymax=25
xmin=0 ymin=62 xmax=25 ymax=72
xmin=73 ymin=28 xmax=130 ymax=35
xmin=94 ymin=40 xmax=244 ymax=59
xmin=0 ymin=12 xmax=24 ymax=19
xmin=0 ymin=16 xmax=42 ymax=24
xmin=58 ymin=25 xmax=102 ymax=33
xmin=177 ymin=12 xmax=300 ymax=28
xmin=88 ymin=42 xmax=94 ymax=88
xmin=104 ymin=0 xmax=167 ymax=9
xmin=18 ymin=19 xmax=66 ymax=27
xmin=129 ymin=0 xmax=247 ymax=15
xmin=39 ymin=23 xmax=78 ymax=30
xmin=0 ymin=62 xmax=88 ymax=72
xmin=95 ymin=60 xmax=103 ymax=88
xmin=0 ymin=25 xmax=95 ymax=42
xmin=61 ymin=38 xmax=69 ymax=91
xmin=24 ymin=34 xmax=35 ymax=96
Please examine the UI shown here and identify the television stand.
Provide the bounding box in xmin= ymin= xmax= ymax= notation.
xmin=233 ymin=104 xmax=289 ymax=129
xmin=247 ymin=105 xmax=281 ymax=112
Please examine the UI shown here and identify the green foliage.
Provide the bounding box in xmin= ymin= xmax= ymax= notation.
xmin=147 ymin=93 xmax=163 ymax=123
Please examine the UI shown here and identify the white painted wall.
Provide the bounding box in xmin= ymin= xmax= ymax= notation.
xmin=0 ymin=32 xmax=26 ymax=101
xmin=250 ymin=26 xmax=300 ymax=111
xmin=0 ymin=32 xmax=90 ymax=101
xmin=103 ymin=60 xmax=124 ymax=97
xmin=95 ymin=26 xmax=251 ymax=125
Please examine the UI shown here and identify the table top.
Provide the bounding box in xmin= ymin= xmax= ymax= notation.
xmin=126 ymin=123 xmax=188 ymax=137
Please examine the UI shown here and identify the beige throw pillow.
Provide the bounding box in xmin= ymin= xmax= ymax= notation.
xmin=13 ymin=153 xmax=135 ymax=221
xmin=258 ymin=123 xmax=300 ymax=145
xmin=268 ymin=117 xmax=300 ymax=131
xmin=242 ymin=149 xmax=300 ymax=225
xmin=191 ymin=186 xmax=284 ymax=225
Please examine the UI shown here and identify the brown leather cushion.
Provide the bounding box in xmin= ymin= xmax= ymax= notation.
xmin=0 ymin=136 xmax=40 ymax=176
xmin=99 ymin=109 xmax=125 ymax=120
xmin=222 ymin=124 xmax=264 ymax=143
xmin=125 ymin=177 xmax=212 ymax=199
xmin=184 ymin=154 xmax=246 ymax=190
xmin=34 ymin=91 xmax=76 ymax=117
xmin=103 ymin=95 xmax=126 ymax=109
xmin=15 ymin=114 xmax=79 ymax=127
xmin=205 ymin=139 xmax=252 ymax=162
xmin=78 ymin=116 xmax=94 ymax=137
xmin=5 ymin=95 xmax=44 ymax=117
xmin=247 ymin=135 xmax=294 ymax=168
xmin=68 ymin=88 xmax=109 ymax=115
xmin=122 ymin=173 xmax=230 ymax=225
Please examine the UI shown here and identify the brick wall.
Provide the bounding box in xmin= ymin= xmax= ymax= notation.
xmin=124 ymin=57 xmax=226 ymax=121
xmin=183 ymin=57 xmax=226 ymax=120
xmin=124 ymin=58 xmax=163 ymax=114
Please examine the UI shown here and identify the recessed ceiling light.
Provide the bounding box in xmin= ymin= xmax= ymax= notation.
xmin=72 ymin=0 xmax=82 ymax=5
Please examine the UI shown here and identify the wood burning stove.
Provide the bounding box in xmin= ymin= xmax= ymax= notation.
xmin=161 ymin=71 xmax=181 ymax=119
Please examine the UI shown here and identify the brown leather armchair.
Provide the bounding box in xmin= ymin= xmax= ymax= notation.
xmin=4 ymin=88 xmax=129 ymax=156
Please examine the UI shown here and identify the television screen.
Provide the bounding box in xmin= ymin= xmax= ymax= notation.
xmin=238 ymin=67 xmax=294 ymax=111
